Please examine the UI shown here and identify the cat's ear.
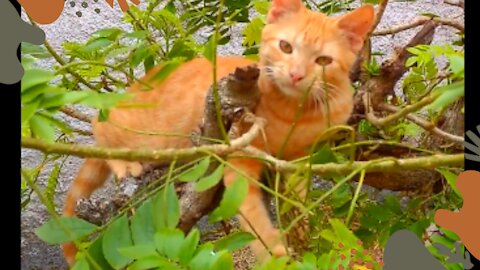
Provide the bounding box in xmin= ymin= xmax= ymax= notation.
xmin=336 ymin=4 xmax=375 ymax=53
xmin=267 ymin=0 xmax=303 ymax=23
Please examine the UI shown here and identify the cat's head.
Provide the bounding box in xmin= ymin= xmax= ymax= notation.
xmin=259 ymin=0 xmax=375 ymax=100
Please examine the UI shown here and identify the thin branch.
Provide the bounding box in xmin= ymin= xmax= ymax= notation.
xmin=241 ymin=146 xmax=463 ymax=174
xmin=373 ymin=16 xmax=464 ymax=36
xmin=371 ymin=0 xmax=389 ymax=33
xmin=350 ymin=0 xmax=389 ymax=82
xmin=21 ymin=115 xmax=265 ymax=163
xmin=364 ymin=91 xmax=439 ymax=127
xmin=380 ymin=103 xmax=464 ymax=145
xmin=60 ymin=106 xmax=92 ymax=123
xmin=26 ymin=18 xmax=101 ymax=91
xmin=444 ymin=0 xmax=464 ymax=9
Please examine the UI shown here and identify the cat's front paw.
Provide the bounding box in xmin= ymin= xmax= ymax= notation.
xmin=271 ymin=243 xmax=288 ymax=257
xmin=107 ymin=160 xmax=143 ymax=179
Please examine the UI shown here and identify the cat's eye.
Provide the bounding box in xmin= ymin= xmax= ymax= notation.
xmin=279 ymin=40 xmax=293 ymax=54
xmin=315 ymin=56 xmax=333 ymax=66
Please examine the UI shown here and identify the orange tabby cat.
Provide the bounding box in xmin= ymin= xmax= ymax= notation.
xmin=62 ymin=0 xmax=374 ymax=265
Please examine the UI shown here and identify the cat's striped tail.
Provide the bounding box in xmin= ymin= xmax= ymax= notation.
xmin=62 ymin=158 xmax=111 ymax=266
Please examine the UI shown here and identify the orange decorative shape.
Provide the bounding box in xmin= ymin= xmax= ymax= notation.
xmin=434 ymin=170 xmax=480 ymax=260
xmin=17 ymin=0 xmax=64 ymax=24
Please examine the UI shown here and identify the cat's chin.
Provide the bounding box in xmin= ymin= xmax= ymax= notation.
xmin=277 ymin=84 xmax=307 ymax=99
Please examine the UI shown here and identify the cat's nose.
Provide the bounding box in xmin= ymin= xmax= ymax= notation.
xmin=289 ymin=72 xmax=304 ymax=84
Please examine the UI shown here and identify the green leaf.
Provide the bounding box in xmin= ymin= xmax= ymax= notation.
xmin=253 ymin=0 xmax=270 ymax=14
xmin=128 ymin=255 xmax=170 ymax=270
xmin=195 ymin=164 xmax=224 ymax=192
xmin=383 ymin=195 xmax=403 ymax=214
xmin=178 ymin=157 xmax=211 ymax=182
xmin=103 ymin=214 xmax=133 ymax=269
xmin=149 ymin=58 xmax=185 ymax=83
xmin=130 ymin=198 xmax=156 ymax=245
xmin=329 ymin=219 xmax=359 ymax=247
xmin=124 ymin=30 xmax=149 ymax=39
xmin=39 ymin=91 xmax=90 ymax=109
xmin=366 ymin=204 xmax=392 ymax=222
xmin=71 ymin=256 xmax=90 ymax=270
xmin=92 ymin=28 xmax=124 ymax=41
xmin=21 ymin=99 xmax=40 ymax=125
xmin=405 ymin=56 xmax=418 ymax=67
xmin=407 ymin=47 xmax=422 ymax=55
xmin=98 ymin=109 xmax=110 ymax=122
xmin=30 ymin=114 xmax=56 ymax=142
xmin=83 ymin=38 xmax=112 ymax=52
xmin=21 ymin=43 xmax=52 ymax=59
xmin=189 ymin=243 xmax=216 ymax=270
xmin=45 ymin=163 xmax=61 ymax=210
xmin=408 ymin=219 xmax=430 ymax=239
xmin=428 ymin=81 xmax=464 ymax=111
xmin=209 ymin=176 xmax=249 ymax=223
xmin=178 ymin=228 xmax=200 ymax=265
xmin=436 ymin=169 xmax=461 ymax=197
xmin=211 ymin=250 xmax=234 ymax=270
xmin=21 ymin=69 xmax=55 ymax=92
xmin=21 ymin=84 xmax=64 ymax=104
xmin=310 ymin=144 xmax=337 ymax=164
xmin=243 ymin=17 xmax=264 ymax=47
xmin=448 ymin=54 xmax=464 ymax=77
xmin=214 ymin=231 xmax=255 ymax=252
xmin=35 ymin=216 xmax=98 ymax=244
xmin=154 ymin=228 xmax=184 ymax=260
xmin=79 ymin=92 xmax=133 ymax=109
xmin=131 ymin=43 xmax=150 ymax=68
xmin=203 ymin=36 xmax=216 ymax=62
xmin=118 ymin=244 xmax=157 ymax=260
xmin=152 ymin=184 xmax=180 ymax=229
xmin=86 ymin=236 xmax=114 ymax=270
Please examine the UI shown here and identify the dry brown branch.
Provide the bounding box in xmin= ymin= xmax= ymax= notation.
xmin=363 ymin=91 xmax=438 ymax=127
xmin=349 ymin=21 xmax=437 ymax=124
xmin=60 ymin=106 xmax=92 ymax=123
xmin=444 ymin=0 xmax=464 ymax=9
xmin=350 ymin=0 xmax=389 ymax=83
xmin=373 ymin=16 xmax=464 ymax=36
xmin=379 ymin=103 xmax=464 ymax=145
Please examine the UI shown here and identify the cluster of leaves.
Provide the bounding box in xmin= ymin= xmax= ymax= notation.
xmin=36 ymin=180 xmax=255 ymax=270
xmin=22 ymin=0 xmax=467 ymax=269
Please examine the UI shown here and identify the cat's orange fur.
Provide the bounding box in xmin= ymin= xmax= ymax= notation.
xmin=62 ymin=0 xmax=374 ymax=265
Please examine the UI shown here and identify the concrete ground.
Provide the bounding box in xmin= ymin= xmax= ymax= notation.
xmin=20 ymin=0 xmax=463 ymax=269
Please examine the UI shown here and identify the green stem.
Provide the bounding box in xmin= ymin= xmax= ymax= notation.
xmin=22 ymin=170 xmax=103 ymax=270
xmin=346 ymin=169 xmax=365 ymax=226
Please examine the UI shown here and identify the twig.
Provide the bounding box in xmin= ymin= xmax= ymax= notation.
xmin=350 ymin=0 xmax=389 ymax=82
xmin=380 ymin=103 xmax=464 ymax=145
xmin=239 ymin=146 xmax=463 ymax=174
xmin=371 ymin=0 xmax=389 ymax=33
xmin=60 ymin=106 xmax=92 ymax=123
xmin=444 ymin=0 xmax=464 ymax=9
xmin=21 ymin=115 xmax=265 ymax=163
xmin=364 ymin=91 xmax=439 ymax=127
xmin=373 ymin=16 xmax=464 ymax=36
xmin=26 ymin=18 xmax=101 ymax=91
